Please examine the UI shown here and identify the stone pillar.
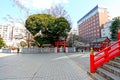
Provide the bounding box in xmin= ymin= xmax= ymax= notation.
xmin=66 ymin=47 xmax=68 ymax=53
xmin=73 ymin=47 xmax=76 ymax=53
xmin=55 ymin=47 xmax=57 ymax=53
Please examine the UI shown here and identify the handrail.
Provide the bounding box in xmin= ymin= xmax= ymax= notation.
xmin=94 ymin=40 xmax=120 ymax=56
xmin=90 ymin=31 xmax=120 ymax=73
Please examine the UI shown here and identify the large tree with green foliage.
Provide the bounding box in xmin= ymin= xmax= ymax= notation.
xmin=25 ymin=14 xmax=71 ymax=46
xmin=0 ymin=35 xmax=6 ymax=48
xmin=110 ymin=18 xmax=120 ymax=40
xmin=25 ymin=14 xmax=55 ymax=35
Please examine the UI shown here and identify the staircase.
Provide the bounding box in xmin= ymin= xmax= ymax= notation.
xmin=88 ymin=31 xmax=120 ymax=80
xmin=88 ymin=56 xmax=120 ymax=80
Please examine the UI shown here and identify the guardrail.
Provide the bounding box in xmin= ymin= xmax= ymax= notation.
xmin=90 ymin=31 xmax=120 ymax=73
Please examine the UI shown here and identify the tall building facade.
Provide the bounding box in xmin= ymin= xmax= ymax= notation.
xmin=0 ymin=23 xmax=28 ymax=47
xmin=0 ymin=24 xmax=12 ymax=41
xmin=77 ymin=5 xmax=108 ymax=43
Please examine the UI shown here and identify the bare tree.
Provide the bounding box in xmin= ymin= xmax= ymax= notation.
xmin=43 ymin=5 xmax=66 ymax=17
xmin=11 ymin=0 xmax=29 ymax=15
xmin=6 ymin=0 xmax=30 ymax=24
xmin=43 ymin=5 xmax=72 ymax=25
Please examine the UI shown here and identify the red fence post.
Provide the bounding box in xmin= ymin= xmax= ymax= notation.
xmin=90 ymin=48 xmax=95 ymax=73
xmin=55 ymin=41 xmax=59 ymax=53
xmin=118 ymin=30 xmax=120 ymax=40
xmin=63 ymin=41 xmax=66 ymax=53
xmin=118 ymin=30 xmax=120 ymax=51
xmin=104 ymin=47 xmax=109 ymax=62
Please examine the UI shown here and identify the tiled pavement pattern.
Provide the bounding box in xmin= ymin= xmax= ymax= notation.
xmin=65 ymin=52 xmax=90 ymax=72
xmin=0 ymin=53 xmax=92 ymax=80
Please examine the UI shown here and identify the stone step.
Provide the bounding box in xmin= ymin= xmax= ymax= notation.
xmin=96 ymin=68 xmax=120 ymax=80
xmin=87 ymin=71 xmax=106 ymax=80
xmin=106 ymin=61 xmax=120 ymax=69
xmin=88 ymin=56 xmax=120 ymax=80
xmin=117 ymin=55 xmax=120 ymax=58
xmin=112 ymin=57 xmax=120 ymax=63
xmin=101 ymin=64 xmax=120 ymax=77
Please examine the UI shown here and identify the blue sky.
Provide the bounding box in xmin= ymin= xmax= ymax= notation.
xmin=0 ymin=0 xmax=120 ymax=30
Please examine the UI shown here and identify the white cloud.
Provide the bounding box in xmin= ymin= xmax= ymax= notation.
xmin=15 ymin=0 xmax=69 ymax=10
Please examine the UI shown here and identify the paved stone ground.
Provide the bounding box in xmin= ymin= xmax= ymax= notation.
xmin=65 ymin=52 xmax=90 ymax=72
xmin=0 ymin=53 xmax=92 ymax=80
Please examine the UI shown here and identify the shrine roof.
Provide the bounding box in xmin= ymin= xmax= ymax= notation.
xmin=92 ymin=37 xmax=110 ymax=43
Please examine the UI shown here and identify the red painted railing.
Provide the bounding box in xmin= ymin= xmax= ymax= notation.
xmin=90 ymin=31 xmax=120 ymax=73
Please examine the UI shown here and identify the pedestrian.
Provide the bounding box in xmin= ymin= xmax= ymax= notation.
xmin=17 ymin=47 xmax=19 ymax=53
xmin=81 ymin=49 xmax=83 ymax=53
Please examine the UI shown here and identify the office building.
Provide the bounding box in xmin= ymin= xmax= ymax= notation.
xmin=0 ymin=23 xmax=28 ymax=47
xmin=77 ymin=5 xmax=108 ymax=42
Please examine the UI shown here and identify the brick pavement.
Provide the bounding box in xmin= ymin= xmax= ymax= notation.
xmin=65 ymin=52 xmax=90 ymax=71
xmin=0 ymin=53 xmax=92 ymax=80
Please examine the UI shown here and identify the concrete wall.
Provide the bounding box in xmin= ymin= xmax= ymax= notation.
xmin=22 ymin=48 xmax=55 ymax=54
xmin=0 ymin=47 xmax=76 ymax=53
xmin=22 ymin=47 xmax=76 ymax=54
xmin=0 ymin=48 xmax=20 ymax=53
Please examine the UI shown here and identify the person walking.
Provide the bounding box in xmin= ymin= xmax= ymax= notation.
xmin=81 ymin=49 xmax=83 ymax=53
xmin=17 ymin=47 xmax=19 ymax=53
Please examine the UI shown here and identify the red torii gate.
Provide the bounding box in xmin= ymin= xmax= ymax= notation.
xmin=55 ymin=40 xmax=67 ymax=53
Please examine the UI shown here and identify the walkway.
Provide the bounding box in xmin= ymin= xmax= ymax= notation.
xmin=0 ymin=53 xmax=92 ymax=80
xmin=65 ymin=52 xmax=90 ymax=72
